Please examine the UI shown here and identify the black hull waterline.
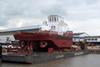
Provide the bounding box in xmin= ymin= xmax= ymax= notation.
xmin=2 ymin=51 xmax=88 ymax=64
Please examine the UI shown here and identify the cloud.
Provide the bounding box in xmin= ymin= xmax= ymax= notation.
xmin=0 ymin=0 xmax=100 ymax=35
xmin=0 ymin=0 xmax=100 ymax=21
xmin=5 ymin=17 xmax=43 ymax=28
xmin=0 ymin=0 xmax=58 ymax=26
xmin=0 ymin=27 xmax=6 ymax=30
xmin=66 ymin=18 xmax=100 ymax=35
xmin=41 ymin=6 xmax=67 ymax=17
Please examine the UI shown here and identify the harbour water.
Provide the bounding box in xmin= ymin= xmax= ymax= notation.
xmin=2 ymin=54 xmax=100 ymax=67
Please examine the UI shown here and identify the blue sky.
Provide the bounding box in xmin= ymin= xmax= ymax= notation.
xmin=0 ymin=0 xmax=100 ymax=35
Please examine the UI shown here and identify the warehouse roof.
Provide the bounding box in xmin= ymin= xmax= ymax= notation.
xmin=0 ymin=25 xmax=42 ymax=33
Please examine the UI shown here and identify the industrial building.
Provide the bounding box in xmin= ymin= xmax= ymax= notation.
xmin=73 ymin=33 xmax=100 ymax=45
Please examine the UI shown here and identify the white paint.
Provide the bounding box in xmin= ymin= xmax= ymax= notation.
xmin=56 ymin=55 xmax=64 ymax=59
xmin=42 ymin=15 xmax=68 ymax=35
xmin=74 ymin=52 xmax=84 ymax=56
xmin=0 ymin=35 xmax=15 ymax=43
xmin=98 ymin=38 xmax=100 ymax=41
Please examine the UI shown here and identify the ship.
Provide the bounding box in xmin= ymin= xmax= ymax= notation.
xmin=2 ymin=15 xmax=87 ymax=63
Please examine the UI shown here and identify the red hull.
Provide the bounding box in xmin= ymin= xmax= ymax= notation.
xmin=14 ymin=31 xmax=73 ymax=49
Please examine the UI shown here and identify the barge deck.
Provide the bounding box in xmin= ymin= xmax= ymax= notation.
xmin=2 ymin=51 xmax=88 ymax=64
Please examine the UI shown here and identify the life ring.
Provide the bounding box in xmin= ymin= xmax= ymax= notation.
xmin=40 ymin=41 xmax=47 ymax=48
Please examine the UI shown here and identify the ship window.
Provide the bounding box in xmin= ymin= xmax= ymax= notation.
xmin=51 ymin=26 xmax=56 ymax=30
xmin=54 ymin=17 xmax=56 ymax=21
xmin=92 ymin=38 xmax=94 ymax=40
xmin=56 ymin=17 xmax=58 ymax=21
xmin=95 ymin=39 xmax=97 ymax=40
xmin=48 ymin=17 xmax=52 ymax=22
xmin=49 ymin=17 xmax=52 ymax=21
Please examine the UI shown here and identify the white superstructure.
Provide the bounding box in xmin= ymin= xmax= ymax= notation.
xmin=42 ymin=15 xmax=68 ymax=35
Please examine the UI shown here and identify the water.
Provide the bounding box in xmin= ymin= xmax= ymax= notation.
xmin=2 ymin=54 xmax=100 ymax=67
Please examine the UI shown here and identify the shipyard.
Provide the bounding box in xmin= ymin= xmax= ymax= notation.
xmin=1 ymin=15 xmax=100 ymax=67
xmin=0 ymin=0 xmax=100 ymax=67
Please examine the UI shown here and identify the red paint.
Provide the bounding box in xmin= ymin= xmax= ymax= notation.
xmin=14 ymin=31 xmax=73 ymax=49
xmin=48 ymin=48 xmax=54 ymax=53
